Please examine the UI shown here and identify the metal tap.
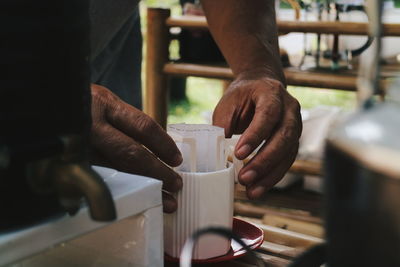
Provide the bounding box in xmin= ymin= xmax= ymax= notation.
xmin=27 ymin=135 xmax=116 ymax=221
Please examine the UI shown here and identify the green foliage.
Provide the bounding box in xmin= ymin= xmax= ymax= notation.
xmin=168 ymin=78 xmax=223 ymax=124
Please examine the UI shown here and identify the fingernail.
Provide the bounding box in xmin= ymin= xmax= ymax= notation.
xmin=240 ymin=170 xmax=257 ymax=184
xmin=163 ymin=199 xmax=177 ymax=213
xmin=251 ymin=186 xmax=265 ymax=199
xmin=236 ymin=144 xmax=252 ymax=159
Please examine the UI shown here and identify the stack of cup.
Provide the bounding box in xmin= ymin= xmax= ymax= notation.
xmin=164 ymin=124 xmax=235 ymax=259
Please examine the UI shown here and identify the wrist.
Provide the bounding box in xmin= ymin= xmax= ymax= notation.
xmin=236 ymin=67 xmax=286 ymax=88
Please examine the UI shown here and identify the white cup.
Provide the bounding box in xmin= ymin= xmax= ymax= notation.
xmin=164 ymin=128 xmax=242 ymax=259
xmin=164 ymin=163 xmax=235 ymax=259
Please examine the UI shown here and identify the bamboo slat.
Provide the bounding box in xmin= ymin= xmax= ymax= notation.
xmin=235 ymin=216 xmax=324 ymax=248
xmin=164 ymin=63 xmax=361 ymax=91
xmin=234 ymin=202 xmax=323 ymax=224
xmin=259 ymin=241 xmax=304 ymax=258
xmin=239 ymin=252 xmax=291 ymax=267
xmin=235 ymin=182 xmax=323 ymax=214
xmin=163 ymin=62 xmax=233 ymax=80
xmin=290 ymin=159 xmax=322 ymax=176
xmin=233 ymin=217 xmax=324 ymax=264
xmin=167 ymin=16 xmax=400 ymax=36
xmin=145 ymin=8 xmax=170 ymax=128
xmin=262 ymin=215 xmax=324 ymax=238
xmin=277 ymin=20 xmax=400 ymax=36
xmin=284 ymin=67 xmax=357 ymax=91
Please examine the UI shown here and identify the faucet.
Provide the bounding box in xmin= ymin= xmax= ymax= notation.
xmin=27 ymin=135 xmax=116 ymax=221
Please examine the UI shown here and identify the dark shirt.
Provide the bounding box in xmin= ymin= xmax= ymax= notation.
xmin=89 ymin=0 xmax=142 ymax=108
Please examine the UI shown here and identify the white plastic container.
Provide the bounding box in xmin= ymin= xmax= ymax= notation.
xmin=164 ymin=124 xmax=239 ymax=259
xmin=0 ymin=166 xmax=163 ymax=267
xmin=164 ymin=164 xmax=235 ymax=259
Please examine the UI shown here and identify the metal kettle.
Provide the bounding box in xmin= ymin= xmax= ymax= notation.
xmin=324 ymin=1 xmax=400 ymax=265
xmin=291 ymin=0 xmax=400 ymax=266
xmin=323 ymin=83 xmax=400 ymax=267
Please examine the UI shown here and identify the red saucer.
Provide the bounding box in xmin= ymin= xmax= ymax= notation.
xmin=164 ymin=217 xmax=264 ymax=264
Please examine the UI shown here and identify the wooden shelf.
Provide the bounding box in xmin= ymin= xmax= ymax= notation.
xmin=164 ymin=62 xmax=393 ymax=92
xmin=146 ymin=8 xmax=398 ymax=127
xmin=164 ymin=62 xmax=233 ymax=79
xmin=167 ymin=16 xmax=400 ymax=36
xmin=165 ymin=62 xmax=357 ymax=91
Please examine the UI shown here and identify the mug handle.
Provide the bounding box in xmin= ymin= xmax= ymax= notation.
xmin=168 ymin=132 xmax=197 ymax=172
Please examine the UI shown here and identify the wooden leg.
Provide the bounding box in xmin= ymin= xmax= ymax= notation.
xmin=145 ymin=8 xmax=170 ymax=129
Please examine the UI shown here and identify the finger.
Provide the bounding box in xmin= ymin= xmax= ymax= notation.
xmin=92 ymin=123 xmax=183 ymax=193
xmin=246 ymin=144 xmax=298 ymax=199
xmin=163 ymin=191 xmax=177 ymax=213
xmin=106 ymin=99 xmax=182 ymax=167
xmin=235 ymin=93 xmax=282 ymax=160
xmin=238 ymin=100 xmax=301 ymax=185
xmin=212 ymin=98 xmax=237 ymax=138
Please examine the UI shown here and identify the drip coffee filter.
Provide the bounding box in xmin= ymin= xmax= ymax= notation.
xmin=167 ymin=124 xmax=225 ymax=172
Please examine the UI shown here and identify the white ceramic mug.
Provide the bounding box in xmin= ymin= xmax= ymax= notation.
xmin=164 ymin=133 xmax=241 ymax=259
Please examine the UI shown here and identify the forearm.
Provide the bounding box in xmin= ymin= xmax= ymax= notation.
xmin=201 ymin=0 xmax=285 ymax=84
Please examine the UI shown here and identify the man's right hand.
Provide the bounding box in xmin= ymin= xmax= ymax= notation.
xmin=90 ymin=84 xmax=183 ymax=213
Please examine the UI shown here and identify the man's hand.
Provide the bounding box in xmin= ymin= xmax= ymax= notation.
xmin=201 ymin=0 xmax=302 ymax=198
xmin=90 ymin=84 xmax=183 ymax=213
xmin=213 ymin=73 xmax=302 ymax=199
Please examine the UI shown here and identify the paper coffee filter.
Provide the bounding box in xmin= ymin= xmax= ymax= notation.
xmin=167 ymin=124 xmax=225 ymax=172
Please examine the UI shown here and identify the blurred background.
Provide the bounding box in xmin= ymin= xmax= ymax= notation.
xmin=139 ymin=0 xmax=400 ymax=125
